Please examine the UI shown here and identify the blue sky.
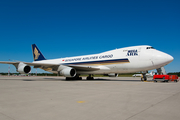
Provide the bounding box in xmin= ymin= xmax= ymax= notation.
xmin=0 ymin=0 xmax=179 ymax=73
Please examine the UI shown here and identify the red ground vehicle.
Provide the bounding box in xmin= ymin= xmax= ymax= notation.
xmin=153 ymin=75 xmax=178 ymax=82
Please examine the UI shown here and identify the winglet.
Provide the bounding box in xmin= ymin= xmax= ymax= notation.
xmin=31 ymin=44 xmax=46 ymax=61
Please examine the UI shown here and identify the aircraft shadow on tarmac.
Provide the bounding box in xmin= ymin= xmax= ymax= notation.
xmin=40 ymin=78 xmax=142 ymax=82
xmin=0 ymin=77 xmax=143 ymax=82
xmin=23 ymin=78 xmax=63 ymax=81
xmin=85 ymin=78 xmax=141 ymax=82
xmin=18 ymin=77 xmax=142 ymax=82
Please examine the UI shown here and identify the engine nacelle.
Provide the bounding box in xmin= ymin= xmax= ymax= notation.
xmin=17 ymin=63 xmax=31 ymax=74
xmin=108 ymin=73 xmax=118 ymax=77
xmin=60 ymin=67 xmax=76 ymax=77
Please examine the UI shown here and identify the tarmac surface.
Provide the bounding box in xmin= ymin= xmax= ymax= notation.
xmin=0 ymin=76 xmax=180 ymax=120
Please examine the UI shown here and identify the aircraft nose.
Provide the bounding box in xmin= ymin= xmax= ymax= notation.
xmin=166 ymin=54 xmax=174 ymax=63
xmin=153 ymin=51 xmax=174 ymax=66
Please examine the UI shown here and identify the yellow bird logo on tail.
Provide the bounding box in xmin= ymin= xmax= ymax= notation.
xmin=34 ymin=47 xmax=40 ymax=60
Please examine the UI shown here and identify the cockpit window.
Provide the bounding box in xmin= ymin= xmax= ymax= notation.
xmin=146 ymin=47 xmax=155 ymax=49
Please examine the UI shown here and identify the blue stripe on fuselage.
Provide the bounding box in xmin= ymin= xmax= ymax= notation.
xmin=63 ymin=58 xmax=129 ymax=66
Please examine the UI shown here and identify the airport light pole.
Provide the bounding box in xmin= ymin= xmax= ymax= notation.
xmin=36 ymin=68 xmax=37 ymax=76
xmin=8 ymin=59 xmax=10 ymax=76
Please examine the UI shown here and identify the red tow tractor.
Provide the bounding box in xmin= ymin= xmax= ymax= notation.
xmin=153 ymin=75 xmax=178 ymax=82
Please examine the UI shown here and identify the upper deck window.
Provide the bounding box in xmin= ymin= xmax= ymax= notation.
xmin=146 ymin=47 xmax=155 ymax=49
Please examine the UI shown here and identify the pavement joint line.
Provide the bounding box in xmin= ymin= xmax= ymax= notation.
xmin=0 ymin=111 xmax=16 ymax=120
xmin=125 ymin=91 xmax=180 ymax=120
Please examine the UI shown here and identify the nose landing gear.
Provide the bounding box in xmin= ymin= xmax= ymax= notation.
xmin=141 ymin=73 xmax=147 ymax=81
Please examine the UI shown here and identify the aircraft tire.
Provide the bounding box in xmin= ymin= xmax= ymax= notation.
xmin=87 ymin=77 xmax=94 ymax=80
xmin=78 ymin=77 xmax=82 ymax=80
xmin=66 ymin=77 xmax=71 ymax=80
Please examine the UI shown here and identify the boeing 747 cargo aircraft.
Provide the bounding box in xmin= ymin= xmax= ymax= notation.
xmin=0 ymin=44 xmax=173 ymax=80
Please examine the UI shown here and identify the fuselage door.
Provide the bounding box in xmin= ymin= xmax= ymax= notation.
xmin=139 ymin=47 xmax=154 ymax=66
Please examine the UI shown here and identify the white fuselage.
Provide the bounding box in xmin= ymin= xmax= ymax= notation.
xmin=33 ymin=45 xmax=173 ymax=74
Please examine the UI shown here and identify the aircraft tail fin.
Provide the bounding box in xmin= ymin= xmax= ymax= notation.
xmin=31 ymin=44 xmax=46 ymax=61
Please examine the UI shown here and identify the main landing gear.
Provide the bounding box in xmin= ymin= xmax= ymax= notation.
xmin=65 ymin=74 xmax=94 ymax=80
xmin=66 ymin=74 xmax=82 ymax=80
xmin=86 ymin=74 xmax=94 ymax=80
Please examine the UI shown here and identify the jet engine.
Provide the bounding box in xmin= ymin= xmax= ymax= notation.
xmin=17 ymin=63 xmax=31 ymax=74
xmin=60 ymin=67 xmax=76 ymax=77
xmin=108 ymin=73 xmax=118 ymax=77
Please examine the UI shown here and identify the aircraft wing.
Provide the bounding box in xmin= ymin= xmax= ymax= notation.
xmin=0 ymin=61 xmax=59 ymax=68
xmin=0 ymin=61 xmax=19 ymax=64
xmin=0 ymin=61 xmax=100 ymax=71
xmin=26 ymin=63 xmax=100 ymax=71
